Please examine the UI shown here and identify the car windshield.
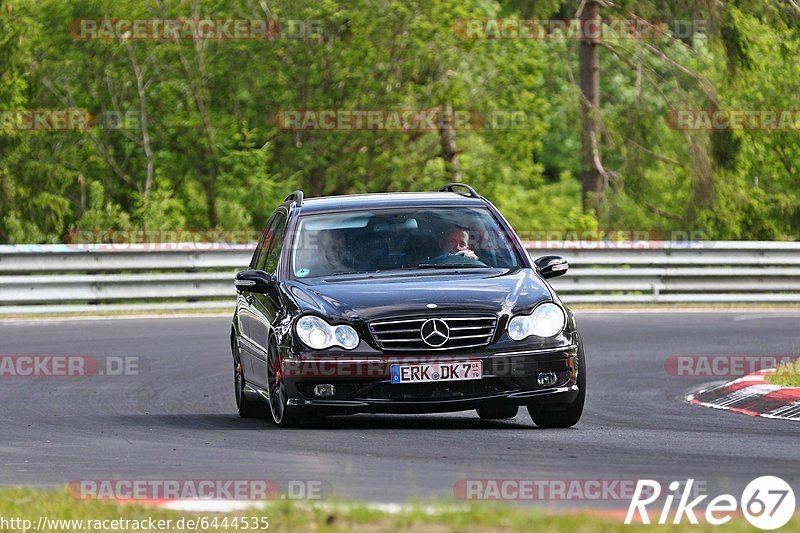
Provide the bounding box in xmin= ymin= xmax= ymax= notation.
xmin=290 ymin=206 xmax=522 ymax=279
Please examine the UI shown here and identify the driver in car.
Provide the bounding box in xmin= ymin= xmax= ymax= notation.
xmin=443 ymin=227 xmax=479 ymax=260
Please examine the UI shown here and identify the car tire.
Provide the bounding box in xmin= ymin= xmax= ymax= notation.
xmin=528 ymin=339 xmax=586 ymax=429
xmin=476 ymin=405 xmax=519 ymax=419
xmin=233 ymin=340 xmax=259 ymax=418
xmin=265 ymin=338 xmax=325 ymax=427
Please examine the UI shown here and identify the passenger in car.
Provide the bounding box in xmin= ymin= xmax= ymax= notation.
xmin=300 ymin=230 xmax=353 ymax=276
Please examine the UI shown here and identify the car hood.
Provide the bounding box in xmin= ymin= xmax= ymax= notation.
xmin=284 ymin=268 xmax=553 ymax=322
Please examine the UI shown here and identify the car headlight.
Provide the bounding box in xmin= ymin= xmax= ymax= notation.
xmin=295 ymin=316 xmax=360 ymax=350
xmin=508 ymin=303 xmax=566 ymax=340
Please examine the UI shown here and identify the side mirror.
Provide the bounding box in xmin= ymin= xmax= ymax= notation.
xmin=234 ymin=270 xmax=277 ymax=294
xmin=534 ymin=255 xmax=568 ymax=279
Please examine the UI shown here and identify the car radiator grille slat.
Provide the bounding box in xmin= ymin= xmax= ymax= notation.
xmin=369 ymin=315 xmax=497 ymax=351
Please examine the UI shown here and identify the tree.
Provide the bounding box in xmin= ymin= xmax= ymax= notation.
xmin=579 ymin=0 xmax=603 ymax=215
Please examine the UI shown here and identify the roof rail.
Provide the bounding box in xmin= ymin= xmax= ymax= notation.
xmin=438 ymin=183 xmax=481 ymax=199
xmin=284 ymin=190 xmax=304 ymax=205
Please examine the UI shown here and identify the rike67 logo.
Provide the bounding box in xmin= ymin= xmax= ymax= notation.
xmin=626 ymin=476 xmax=796 ymax=530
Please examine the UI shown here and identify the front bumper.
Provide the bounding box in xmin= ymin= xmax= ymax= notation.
xmin=281 ymin=344 xmax=580 ymax=415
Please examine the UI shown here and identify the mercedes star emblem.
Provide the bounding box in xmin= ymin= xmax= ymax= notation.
xmin=420 ymin=318 xmax=450 ymax=347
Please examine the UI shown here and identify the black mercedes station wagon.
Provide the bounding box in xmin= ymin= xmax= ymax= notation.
xmin=231 ymin=184 xmax=586 ymax=427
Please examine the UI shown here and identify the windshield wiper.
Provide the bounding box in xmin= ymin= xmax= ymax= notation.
xmin=416 ymin=263 xmax=488 ymax=269
xmin=323 ymin=270 xmax=376 ymax=277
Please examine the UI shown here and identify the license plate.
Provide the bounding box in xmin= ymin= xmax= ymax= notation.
xmin=390 ymin=361 xmax=482 ymax=384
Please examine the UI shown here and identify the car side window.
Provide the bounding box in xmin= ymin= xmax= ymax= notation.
xmin=258 ymin=211 xmax=288 ymax=274
xmin=250 ymin=214 xmax=277 ymax=269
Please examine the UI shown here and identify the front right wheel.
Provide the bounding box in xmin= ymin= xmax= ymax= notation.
xmin=266 ymin=338 xmax=296 ymax=426
xmin=233 ymin=339 xmax=259 ymax=418
xmin=528 ymin=340 xmax=586 ymax=428
xmin=266 ymin=339 xmax=326 ymax=427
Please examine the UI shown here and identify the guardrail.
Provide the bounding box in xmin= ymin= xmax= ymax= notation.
xmin=0 ymin=242 xmax=798 ymax=314
xmin=526 ymin=241 xmax=800 ymax=303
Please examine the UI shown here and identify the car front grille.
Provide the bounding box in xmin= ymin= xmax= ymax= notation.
xmin=368 ymin=315 xmax=497 ymax=351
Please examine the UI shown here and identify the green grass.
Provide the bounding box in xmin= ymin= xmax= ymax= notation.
xmin=0 ymin=487 xmax=789 ymax=532
xmin=766 ymin=360 xmax=800 ymax=387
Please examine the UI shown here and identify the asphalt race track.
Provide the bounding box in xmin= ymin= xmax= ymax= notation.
xmin=2 ymin=311 xmax=798 ymax=507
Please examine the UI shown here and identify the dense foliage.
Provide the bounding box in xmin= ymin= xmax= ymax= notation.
xmin=0 ymin=0 xmax=798 ymax=243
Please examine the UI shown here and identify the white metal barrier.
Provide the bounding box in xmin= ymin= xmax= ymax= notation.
xmin=0 ymin=242 xmax=798 ymax=314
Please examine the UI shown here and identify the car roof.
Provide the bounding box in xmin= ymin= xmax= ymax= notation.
xmin=295 ymin=192 xmax=487 ymax=214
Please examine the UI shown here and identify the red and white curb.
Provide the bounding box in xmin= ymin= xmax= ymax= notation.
xmin=150 ymin=500 xmax=266 ymax=513
xmin=106 ymin=499 xmax=266 ymax=513
xmin=687 ymin=369 xmax=800 ymax=420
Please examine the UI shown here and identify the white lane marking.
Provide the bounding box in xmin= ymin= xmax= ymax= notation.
xmin=733 ymin=313 xmax=800 ymax=321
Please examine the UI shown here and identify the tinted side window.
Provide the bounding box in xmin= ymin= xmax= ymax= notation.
xmin=250 ymin=214 xmax=277 ymax=269
xmin=258 ymin=211 xmax=287 ymax=273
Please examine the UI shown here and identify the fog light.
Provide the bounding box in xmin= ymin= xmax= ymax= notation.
xmin=537 ymin=372 xmax=558 ymax=387
xmin=314 ymin=384 xmax=336 ymax=398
